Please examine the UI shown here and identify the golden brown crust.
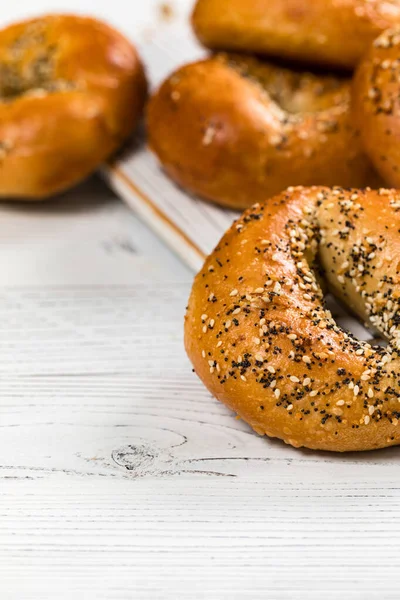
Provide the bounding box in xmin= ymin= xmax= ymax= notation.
xmin=192 ymin=0 xmax=400 ymax=69
xmin=147 ymin=55 xmax=372 ymax=210
xmin=185 ymin=186 xmax=400 ymax=452
xmin=353 ymin=28 xmax=400 ymax=189
xmin=0 ymin=14 xmax=147 ymax=199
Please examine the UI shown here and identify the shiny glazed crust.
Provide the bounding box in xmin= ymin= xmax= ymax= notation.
xmin=353 ymin=28 xmax=400 ymax=188
xmin=192 ymin=0 xmax=400 ymax=69
xmin=0 ymin=14 xmax=147 ymax=199
xmin=147 ymin=55 xmax=372 ymax=210
xmin=185 ymin=186 xmax=400 ymax=452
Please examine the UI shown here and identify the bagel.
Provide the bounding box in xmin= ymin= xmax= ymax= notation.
xmin=353 ymin=28 xmax=400 ymax=189
xmin=192 ymin=0 xmax=400 ymax=70
xmin=184 ymin=186 xmax=400 ymax=452
xmin=147 ymin=54 xmax=372 ymax=210
xmin=0 ymin=14 xmax=147 ymax=199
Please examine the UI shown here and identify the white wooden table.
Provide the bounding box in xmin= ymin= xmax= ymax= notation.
xmin=1 ymin=2 xmax=400 ymax=599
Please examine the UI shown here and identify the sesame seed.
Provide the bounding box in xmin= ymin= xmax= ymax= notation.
xmin=274 ymin=388 xmax=281 ymax=399
xmin=203 ymin=125 xmax=216 ymax=145
xmin=310 ymin=390 xmax=318 ymax=397
xmin=364 ymin=416 xmax=370 ymax=425
xmin=290 ymin=376 xmax=300 ymax=383
xmin=353 ymin=385 xmax=360 ymax=397
xmin=230 ymin=289 xmax=238 ymax=297
xmin=287 ymin=404 xmax=293 ymax=411
xmin=302 ymin=356 xmax=311 ymax=364
xmin=267 ymin=366 xmax=276 ymax=374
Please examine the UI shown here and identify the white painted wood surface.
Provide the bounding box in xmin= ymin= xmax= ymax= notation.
xmin=1 ymin=2 xmax=400 ymax=599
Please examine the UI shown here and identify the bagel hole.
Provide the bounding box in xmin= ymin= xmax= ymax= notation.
xmin=0 ymin=29 xmax=74 ymax=101
xmin=221 ymin=53 xmax=349 ymax=115
xmin=325 ymin=293 xmax=386 ymax=348
xmin=0 ymin=58 xmax=48 ymax=99
xmin=311 ymin=242 xmax=386 ymax=349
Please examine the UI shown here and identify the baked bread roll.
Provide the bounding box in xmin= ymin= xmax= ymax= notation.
xmin=148 ymin=54 xmax=372 ymax=210
xmin=185 ymin=186 xmax=400 ymax=452
xmin=353 ymin=28 xmax=400 ymax=189
xmin=0 ymin=14 xmax=147 ymax=199
xmin=192 ymin=0 xmax=400 ymax=69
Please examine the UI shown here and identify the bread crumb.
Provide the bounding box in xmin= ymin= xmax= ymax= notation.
xmin=158 ymin=2 xmax=175 ymax=21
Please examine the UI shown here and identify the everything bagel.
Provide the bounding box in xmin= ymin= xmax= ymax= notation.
xmin=185 ymin=186 xmax=400 ymax=452
xmin=0 ymin=15 xmax=147 ymax=199
xmin=192 ymin=0 xmax=400 ymax=70
xmin=353 ymin=28 xmax=400 ymax=189
xmin=148 ymin=54 xmax=372 ymax=210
